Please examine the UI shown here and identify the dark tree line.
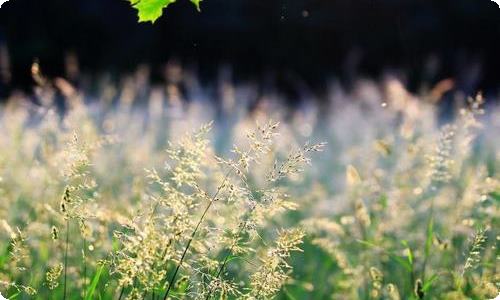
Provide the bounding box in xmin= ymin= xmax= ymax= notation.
xmin=1 ymin=0 xmax=500 ymax=97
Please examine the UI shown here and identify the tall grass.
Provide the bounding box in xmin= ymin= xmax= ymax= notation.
xmin=0 ymin=65 xmax=498 ymax=299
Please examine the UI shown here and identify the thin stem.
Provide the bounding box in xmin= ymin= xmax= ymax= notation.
xmin=162 ymin=171 xmax=231 ymax=300
xmin=205 ymin=217 xmax=249 ymax=300
xmin=83 ymin=237 xmax=87 ymax=299
xmin=421 ymin=202 xmax=435 ymax=281
xmin=118 ymin=286 xmax=125 ymax=300
xmin=205 ymin=156 xmax=262 ymax=300
xmin=420 ymin=185 xmax=439 ymax=285
xmin=63 ymin=219 xmax=70 ymax=300
xmin=163 ymin=200 xmax=214 ymax=300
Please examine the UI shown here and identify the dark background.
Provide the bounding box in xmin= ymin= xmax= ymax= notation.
xmin=1 ymin=0 xmax=500 ymax=97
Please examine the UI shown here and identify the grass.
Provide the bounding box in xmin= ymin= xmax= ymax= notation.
xmin=0 ymin=69 xmax=498 ymax=299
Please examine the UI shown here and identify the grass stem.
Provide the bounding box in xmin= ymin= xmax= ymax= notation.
xmin=63 ymin=219 xmax=70 ymax=300
xmin=162 ymin=170 xmax=231 ymax=300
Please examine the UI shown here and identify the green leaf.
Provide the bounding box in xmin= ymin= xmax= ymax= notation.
xmin=401 ymin=240 xmax=413 ymax=267
xmin=392 ymin=256 xmax=413 ymax=272
xmin=84 ymin=265 xmax=105 ymax=300
xmin=358 ymin=240 xmax=413 ymax=272
xmin=422 ymin=274 xmax=439 ymax=292
xmin=0 ymin=246 xmax=9 ymax=268
xmin=283 ymin=287 xmax=298 ymax=300
xmin=130 ymin=0 xmax=202 ymax=23
xmin=190 ymin=0 xmax=202 ymax=11
xmin=8 ymin=292 xmax=21 ymax=300
xmin=490 ymin=191 xmax=500 ymax=203
xmin=129 ymin=0 xmax=177 ymax=23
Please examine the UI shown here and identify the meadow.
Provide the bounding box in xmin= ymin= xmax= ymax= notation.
xmin=0 ymin=64 xmax=498 ymax=299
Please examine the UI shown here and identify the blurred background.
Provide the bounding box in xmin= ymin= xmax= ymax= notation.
xmin=1 ymin=0 xmax=500 ymax=104
xmin=1 ymin=2 xmax=500 ymax=300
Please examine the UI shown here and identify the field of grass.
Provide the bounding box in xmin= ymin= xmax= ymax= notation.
xmin=0 ymin=70 xmax=498 ymax=299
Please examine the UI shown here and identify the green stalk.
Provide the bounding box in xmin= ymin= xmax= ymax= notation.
xmin=83 ymin=237 xmax=87 ymax=299
xmin=118 ymin=286 xmax=125 ymax=300
xmin=63 ymin=219 xmax=70 ymax=300
xmin=163 ymin=200 xmax=214 ymax=299
xmin=205 ymin=217 xmax=248 ymax=300
xmin=162 ymin=171 xmax=231 ymax=300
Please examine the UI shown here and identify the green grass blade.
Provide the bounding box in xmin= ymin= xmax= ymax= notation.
xmin=425 ymin=217 xmax=434 ymax=260
xmin=401 ymin=240 xmax=414 ymax=267
xmin=8 ymin=292 xmax=21 ymax=299
xmin=423 ymin=274 xmax=439 ymax=292
xmin=84 ymin=265 xmax=105 ymax=300
xmin=358 ymin=240 xmax=412 ymax=272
